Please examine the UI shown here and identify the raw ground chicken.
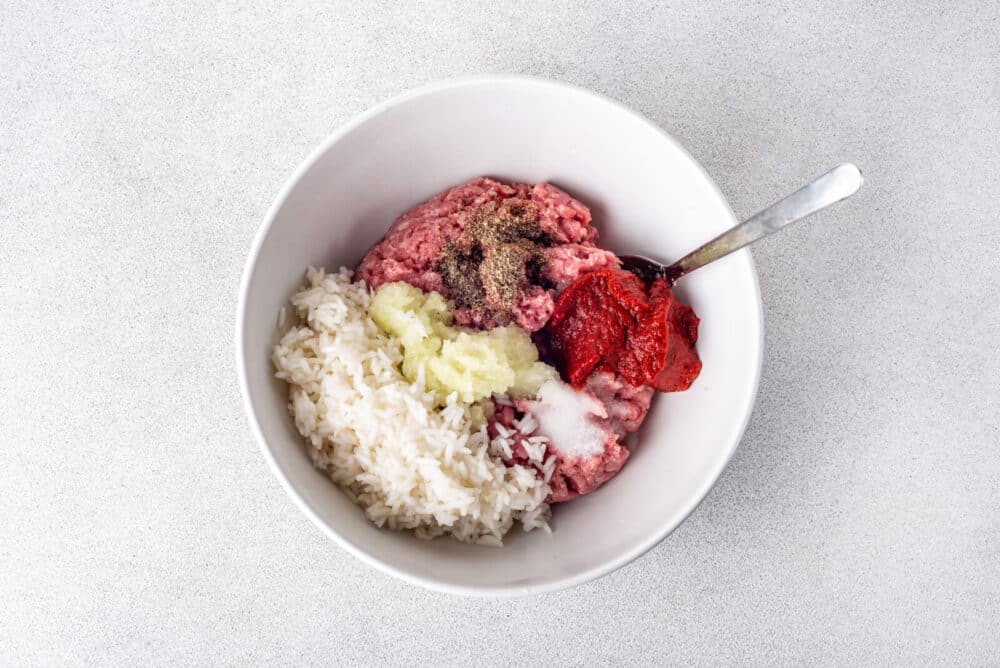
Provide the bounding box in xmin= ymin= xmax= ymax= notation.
xmin=357 ymin=177 xmax=659 ymax=503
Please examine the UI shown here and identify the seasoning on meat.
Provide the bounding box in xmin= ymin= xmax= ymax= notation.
xmin=357 ymin=177 xmax=619 ymax=331
xmin=439 ymin=202 xmax=552 ymax=317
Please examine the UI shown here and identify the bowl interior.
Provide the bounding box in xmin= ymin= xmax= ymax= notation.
xmin=238 ymin=77 xmax=761 ymax=595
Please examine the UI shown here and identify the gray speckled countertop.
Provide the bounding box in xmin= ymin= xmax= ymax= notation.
xmin=3 ymin=2 xmax=999 ymax=664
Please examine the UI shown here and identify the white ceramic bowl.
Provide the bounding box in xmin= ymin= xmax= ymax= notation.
xmin=237 ymin=75 xmax=762 ymax=597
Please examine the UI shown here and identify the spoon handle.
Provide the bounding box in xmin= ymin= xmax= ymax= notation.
xmin=665 ymin=163 xmax=864 ymax=281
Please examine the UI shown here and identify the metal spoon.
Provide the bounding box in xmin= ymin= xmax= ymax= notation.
xmin=620 ymin=163 xmax=864 ymax=284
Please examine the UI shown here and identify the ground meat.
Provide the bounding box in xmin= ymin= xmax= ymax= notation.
xmin=357 ymin=177 xmax=611 ymax=332
xmin=530 ymin=183 xmax=599 ymax=244
xmin=545 ymin=438 xmax=630 ymax=502
xmin=542 ymin=244 xmax=620 ymax=289
xmin=583 ymin=371 xmax=655 ymax=438
xmin=510 ymin=286 xmax=555 ymax=332
xmin=358 ymin=177 xmax=517 ymax=293
xmin=488 ymin=372 xmax=652 ymax=503
xmin=489 ymin=401 xmax=625 ymax=503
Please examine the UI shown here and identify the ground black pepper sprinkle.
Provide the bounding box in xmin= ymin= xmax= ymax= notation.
xmin=438 ymin=202 xmax=553 ymax=313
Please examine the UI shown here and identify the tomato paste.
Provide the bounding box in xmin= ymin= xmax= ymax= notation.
xmin=546 ymin=268 xmax=702 ymax=391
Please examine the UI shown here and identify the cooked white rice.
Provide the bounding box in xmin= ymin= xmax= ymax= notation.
xmin=272 ymin=267 xmax=551 ymax=545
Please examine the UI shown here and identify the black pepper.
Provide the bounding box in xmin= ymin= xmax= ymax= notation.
xmin=438 ymin=201 xmax=553 ymax=318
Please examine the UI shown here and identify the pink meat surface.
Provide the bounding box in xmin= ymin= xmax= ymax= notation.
xmin=584 ymin=371 xmax=655 ymax=438
xmin=530 ymin=182 xmax=599 ymax=244
xmin=357 ymin=177 xmax=617 ymax=332
xmin=543 ymin=244 xmax=620 ymax=290
xmin=489 ymin=371 xmax=653 ymax=503
xmin=546 ymin=440 xmax=631 ymax=503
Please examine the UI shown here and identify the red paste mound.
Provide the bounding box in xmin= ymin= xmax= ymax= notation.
xmin=546 ymin=268 xmax=702 ymax=392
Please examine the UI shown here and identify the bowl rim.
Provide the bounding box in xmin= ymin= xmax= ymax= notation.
xmin=236 ymin=73 xmax=763 ymax=598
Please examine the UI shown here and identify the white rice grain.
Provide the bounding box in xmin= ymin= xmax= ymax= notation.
xmin=272 ymin=267 xmax=550 ymax=544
